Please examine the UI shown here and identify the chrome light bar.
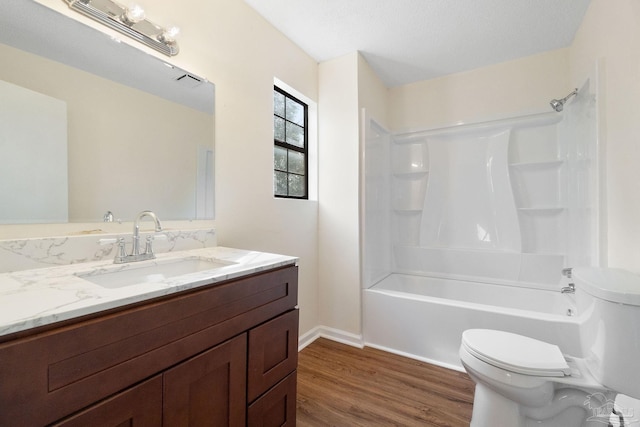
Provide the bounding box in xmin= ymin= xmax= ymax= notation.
xmin=64 ymin=0 xmax=179 ymax=56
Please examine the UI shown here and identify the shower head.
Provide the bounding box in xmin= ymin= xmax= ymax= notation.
xmin=550 ymin=88 xmax=578 ymax=112
xmin=549 ymin=98 xmax=564 ymax=112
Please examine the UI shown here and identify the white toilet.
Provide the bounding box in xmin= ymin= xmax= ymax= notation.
xmin=460 ymin=267 xmax=640 ymax=427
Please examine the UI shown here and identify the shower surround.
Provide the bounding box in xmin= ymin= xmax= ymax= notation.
xmin=362 ymin=80 xmax=598 ymax=367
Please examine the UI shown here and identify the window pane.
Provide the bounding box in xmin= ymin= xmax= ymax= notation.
xmin=285 ymin=122 xmax=304 ymax=148
xmin=288 ymin=174 xmax=305 ymax=197
xmin=274 ymin=90 xmax=285 ymax=117
xmin=274 ymin=171 xmax=288 ymax=196
xmin=274 ymin=87 xmax=308 ymax=200
xmin=274 ymin=116 xmax=285 ymax=142
xmin=285 ymin=98 xmax=304 ymax=126
xmin=288 ymin=150 xmax=305 ymax=175
xmin=274 ymin=146 xmax=287 ymax=171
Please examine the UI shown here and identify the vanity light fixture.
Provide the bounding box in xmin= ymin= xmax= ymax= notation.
xmin=120 ymin=3 xmax=145 ymax=25
xmin=63 ymin=0 xmax=179 ymax=56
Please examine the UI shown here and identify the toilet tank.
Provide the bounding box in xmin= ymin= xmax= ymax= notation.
xmin=573 ymin=267 xmax=640 ymax=399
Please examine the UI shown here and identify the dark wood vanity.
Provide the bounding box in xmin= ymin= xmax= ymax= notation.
xmin=0 ymin=265 xmax=298 ymax=426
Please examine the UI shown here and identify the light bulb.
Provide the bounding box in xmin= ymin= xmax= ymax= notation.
xmin=122 ymin=3 xmax=145 ymax=25
xmin=159 ymin=26 xmax=180 ymax=44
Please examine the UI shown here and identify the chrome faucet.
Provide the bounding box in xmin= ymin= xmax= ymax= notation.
xmin=560 ymin=267 xmax=575 ymax=293
xmin=114 ymin=210 xmax=163 ymax=264
xmin=103 ymin=210 xmax=114 ymax=222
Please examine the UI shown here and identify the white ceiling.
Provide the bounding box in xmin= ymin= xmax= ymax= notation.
xmin=244 ymin=0 xmax=592 ymax=87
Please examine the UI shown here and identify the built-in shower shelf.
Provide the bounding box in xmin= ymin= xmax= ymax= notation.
xmin=509 ymin=160 xmax=565 ymax=170
xmin=393 ymin=135 xmax=429 ymax=145
xmin=521 ymin=250 xmax=566 ymax=256
xmin=392 ymin=171 xmax=429 ymax=179
xmin=517 ymin=207 xmax=566 ymax=214
xmin=393 ymin=209 xmax=423 ymax=214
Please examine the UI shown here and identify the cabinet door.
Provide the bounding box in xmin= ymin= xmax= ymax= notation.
xmin=163 ymin=334 xmax=247 ymax=427
xmin=248 ymin=309 xmax=299 ymax=402
xmin=248 ymin=371 xmax=297 ymax=427
xmin=51 ymin=376 xmax=162 ymax=427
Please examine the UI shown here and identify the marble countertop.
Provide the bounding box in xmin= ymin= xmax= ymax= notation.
xmin=0 ymin=246 xmax=297 ymax=338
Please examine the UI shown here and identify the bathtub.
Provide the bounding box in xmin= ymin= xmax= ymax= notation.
xmin=362 ymin=273 xmax=582 ymax=371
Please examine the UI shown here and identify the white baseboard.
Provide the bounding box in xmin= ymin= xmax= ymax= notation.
xmin=297 ymin=328 xmax=465 ymax=373
xmin=298 ymin=325 xmax=364 ymax=351
xmin=363 ymin=341 xmax=465 ymax=372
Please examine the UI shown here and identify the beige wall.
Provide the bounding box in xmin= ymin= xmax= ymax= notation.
xmin=318 ymin=53 xmax=361 ymax=335
xmin=358 ymin=54 xmax=390 ymax=129
xmin=314 ymin=53 xmax=389 ymax=341
xmin=569 ymin=0 xmax=640 ymax=273
xmin=389 ymin=48 xmax=570 ymax=131
xmin=189 ymin=1 xmax=320 ymax=336
xmin=27 ymin=0 xmax=321 ymax=336
xmin=12 ymin=0 xmax=640 ymax=342
xmin=384 ymin=1 xmax=640 ymax=276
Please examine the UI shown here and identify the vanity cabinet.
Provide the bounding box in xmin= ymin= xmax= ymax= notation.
xmin=0 ymin=265 xmax=298 ymax=427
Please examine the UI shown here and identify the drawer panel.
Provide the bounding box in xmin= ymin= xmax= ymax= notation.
xmin=50 ymin=376 xmax=162 ymax=427
xmin=248 ymin=308 xmax=299 ymax=402
xmin=0 ymin=266 xmax=297 ymax=427
xmin=248 ymin=371 xmax=297 ymax=427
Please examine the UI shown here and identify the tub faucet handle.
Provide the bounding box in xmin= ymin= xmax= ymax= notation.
xmin=562 ymin=267 xmax=572 ymax=278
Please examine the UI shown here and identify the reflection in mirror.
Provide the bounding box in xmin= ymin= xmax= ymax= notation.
xmin=0 ymin=0 xmax=215 ymax=224
xmin=0 ymin=80 xmax=68 ymax=223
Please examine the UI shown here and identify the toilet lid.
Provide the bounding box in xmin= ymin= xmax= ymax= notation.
xmin=462 ymin=329 xmax=571 ymax=377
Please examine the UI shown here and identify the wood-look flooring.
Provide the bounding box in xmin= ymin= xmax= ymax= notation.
xmin=296 ymin=338 xmax=475 ymax=426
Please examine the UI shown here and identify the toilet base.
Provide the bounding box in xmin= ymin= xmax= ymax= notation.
xmin=470 ymin=382 xmax=613 ymax=427
xmin=460 ymin=340 xmax=617 ymax=427
xmin=470 ymin=383 xmax=527 ymax=427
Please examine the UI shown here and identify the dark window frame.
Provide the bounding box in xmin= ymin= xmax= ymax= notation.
xmin=273 ymin=86 xmax=309 ymax=199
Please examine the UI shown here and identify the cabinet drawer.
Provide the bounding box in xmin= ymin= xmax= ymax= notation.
xmin=248 ymin=309 xmax=299 ymax=402
xmin=51 ymin=376 xmax=162 ymax=427
xmin=248 ymin=371 xmax=297 ymax=427
xmin=0 ymin=266 xmax=297 ymax=427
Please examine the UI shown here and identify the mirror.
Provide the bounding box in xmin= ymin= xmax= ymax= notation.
xmin=0 ymin=0 xmax=215 ymax=224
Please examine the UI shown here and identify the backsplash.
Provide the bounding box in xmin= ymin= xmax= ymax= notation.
xmin=0 ymin=229 xmax=217 ymax=273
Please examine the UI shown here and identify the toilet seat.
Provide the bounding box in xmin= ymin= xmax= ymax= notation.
xmin=462 ymin=329 xmax=571 ymax=377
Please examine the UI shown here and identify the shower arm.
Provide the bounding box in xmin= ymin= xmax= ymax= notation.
xmin=560 ymin=88 xmax=578 ymax=103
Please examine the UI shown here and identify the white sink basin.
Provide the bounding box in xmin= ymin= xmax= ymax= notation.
xmin=76 ymin=257 xmax=235 ymax=289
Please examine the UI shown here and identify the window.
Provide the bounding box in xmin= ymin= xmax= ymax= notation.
xmin=273 ymin=86 xmax=308 ymax=199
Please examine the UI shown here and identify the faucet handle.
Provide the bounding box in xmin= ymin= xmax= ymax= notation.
xmin=112 ymin=237 xmax=128 ymax=264
xmin=144 ymin=235 xmax=155 ymax=256
xmin=144 ymin=233 xmax=167 ymax=257
xmin=117 ymin=237 xmax=127 ymax=257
